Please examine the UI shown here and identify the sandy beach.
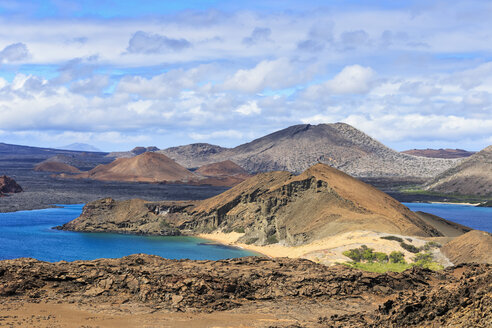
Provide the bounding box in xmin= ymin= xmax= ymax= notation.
xmin=198 ymin=230 xmax=448 ymax=266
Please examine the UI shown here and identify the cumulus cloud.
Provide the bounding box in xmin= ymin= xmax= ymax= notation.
xmin=304 ymin=65 xmax=376 ymax=98
xmin=222 ymin=58 xmax=313 ymax=93
xmin=236 ymin=101 xmax=261 ymax=115
xmin=126 ymin=31 xmax=191 ymax=54
xmin=0 ymin=42 xmax=30 ymax=63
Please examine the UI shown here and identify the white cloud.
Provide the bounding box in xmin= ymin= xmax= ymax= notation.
xmin=236 ymin=101 xmax=261 ymax=115
xmin=189 ymin=129 xmax=243 ymax=140
xmin=221 ymin=58 xmax=313 ymax=93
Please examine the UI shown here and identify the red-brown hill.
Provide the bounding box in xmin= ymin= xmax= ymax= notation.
xmin=34 ymin=162 xmax=81 ymax=173
xmin=75 ymin=152 xmax=196 ymax=183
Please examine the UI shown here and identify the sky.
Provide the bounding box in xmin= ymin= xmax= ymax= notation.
xmin=0 ymin=0 xmax=491 ymax=152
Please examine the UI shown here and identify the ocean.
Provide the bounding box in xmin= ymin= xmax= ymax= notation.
xmin=0 ymin=204 xmax=258 ymax=262
xmin=403 ymin=202 xmax=492 ymax=233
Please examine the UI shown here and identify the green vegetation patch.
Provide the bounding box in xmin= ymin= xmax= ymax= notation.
xmin=342 ymin=246 xmax=443 ymax=273
xmin=400 ymin=242 xmax=419 ymax=253
xmin=380 ymin=235 xmax=403 ymax=242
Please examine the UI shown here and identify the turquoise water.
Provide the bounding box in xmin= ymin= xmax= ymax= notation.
xmin=403 ymin=202 xmax=492 ymax=233
xmin=0 ymin=204 xmax=258 ymax=262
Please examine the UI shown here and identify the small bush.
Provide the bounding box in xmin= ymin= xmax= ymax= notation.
xmin=343 ymin=249 xmax=362 ymax=262
xmin=233 ymin=227 xmax=245 ymax=233
xmin=413 ymin=252 xmax=433 ymax=264
xmin=374 ymin=252 xmax=389 ymax=263
xmin=420 ymin=241 xmax=441 ymax=251
xmin=380 ymin=235 xmax=403 ymax=242
xmin=389 ymin=251 xmax=405 ymax=264
xmin=400 ymin=242 xmax=419 ymax=253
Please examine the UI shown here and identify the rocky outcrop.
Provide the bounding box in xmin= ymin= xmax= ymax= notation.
xmin=441 ymin=230 xmax=492 ymax=264
xmin=0 ymin=255 xmax=490 ymax=327
xmin=426 ymin=145 xmax=492 ymax=196
xmin=60 ymin=164 xmax=445 ymax=245
xmin=160 ymin=123 xmax=461 ymax=178
xmin=57 ymin=198 xmax=182 ymax=236
xmin=0 ymin=175 xmax=22 ymax=196
xmin=401 ymin=148 xmax=475 ymax=159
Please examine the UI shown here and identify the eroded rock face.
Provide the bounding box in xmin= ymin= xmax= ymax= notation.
xmin=0 ymin=255 xmax=489 ymax=328
xmin=0 ymin=175 xmax=22 ymax=195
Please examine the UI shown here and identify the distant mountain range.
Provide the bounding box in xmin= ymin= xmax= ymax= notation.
xmin=401 ymin=148 xmax=475 ymax=159
xmin=160 ymin=123 xmax=462 ymax=179
xmin=426 ymin=145 xmax=492 ymax=196
xmin=59 ymin=143 xmax=102 ymax=152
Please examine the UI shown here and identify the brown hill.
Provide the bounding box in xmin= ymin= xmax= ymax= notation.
xmin=76 ymin=152 xmax=196 ymax=183
xmin=426 ymin=145 xmax=492 ymax=196
xmin=160 ymin=123 xmax=460 ymax=179
xmin=441 ymin=230 xmax=492 ymax=264
xmin=401 ymin=148 xmax=475 ymax=159
xmin=194 ymin=160 xmax=251 ymax=187
xmin=34 ymin=161 xmax=81 ymax=173
xmin=0 ymin=175 xmax=22 ymax=195
xmin=106 ymin=146 xmax=160 ymax=159
xmin=195 ymin=160 xmax=249 ymax=177
xmin=61 ymin=163 xmax=444 ymax=245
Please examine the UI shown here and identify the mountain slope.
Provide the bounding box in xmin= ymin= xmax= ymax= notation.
xmin=77 ymin=152 xmax=197 ymax=183
xmin=425 ymin=145 xmax=492 ymax=196
xmin=441 ymin=230 xmax=492 ymax=264
xmin=160 ymin=123 xmax=461 ymax=178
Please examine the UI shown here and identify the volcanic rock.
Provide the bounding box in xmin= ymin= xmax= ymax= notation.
xmin=426 ymin=145 xmax=492 ymax=196
xmin=0 ymin=255 xmax=490 ymax=328
xmin=0 ymin=175 xmax=22 ymax=195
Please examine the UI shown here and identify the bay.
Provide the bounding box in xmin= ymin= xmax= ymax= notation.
xmin=403 ymin=202 xmax=492 ymax=233
xmin=0 ymin=204 xmax=258 ymax=262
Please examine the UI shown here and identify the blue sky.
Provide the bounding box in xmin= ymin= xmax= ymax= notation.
xmin=0 ymin=0 xmax=491 ymax=151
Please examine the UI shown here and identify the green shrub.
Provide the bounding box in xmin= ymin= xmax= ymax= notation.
xmin=400 ymin=242 xmax=419 ymax=253
xmin=233 ymin=227 xmax=245 ymax=233
xmin=380 ymin=235 xmax=403 ymax=242
xmin=413 ymin=252 xmax=433 ymax=265
xmin=420 ymin=241 xmax=441 ymax=251
xmin=374 ymin=252 xmax=389 ymax=263
xmin=343 ymin=249 xmax=362 ymax=262
xmin=389 ymin=251 xmax=405 ymax=264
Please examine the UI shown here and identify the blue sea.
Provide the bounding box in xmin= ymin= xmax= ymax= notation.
xmin=0 ymin=204 xmax=258 ymax=262
xmin=403 ymin=202 xmax=492 ymax=233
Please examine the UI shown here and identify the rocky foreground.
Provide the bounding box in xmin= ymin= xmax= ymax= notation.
xmin=0 ymin=255 xmax=490 ymax=327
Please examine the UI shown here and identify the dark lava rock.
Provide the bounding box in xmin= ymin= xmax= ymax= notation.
xmin=0 ymin=175 xmax=23 ymax=195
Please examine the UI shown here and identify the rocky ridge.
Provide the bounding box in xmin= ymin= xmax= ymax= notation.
xmin=0 ymin=255 xmax=490 ymax=327
xmin=426 ymin=145 xmax=492 ymax=196
xmin=160 ymin=123 xmax=461 ymax=179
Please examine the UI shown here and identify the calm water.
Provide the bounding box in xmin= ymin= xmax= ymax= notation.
xmin=403 ymin=202 xmax=492 ymax=233
xmin=0 ymin=204 xmax=257 ymax=262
